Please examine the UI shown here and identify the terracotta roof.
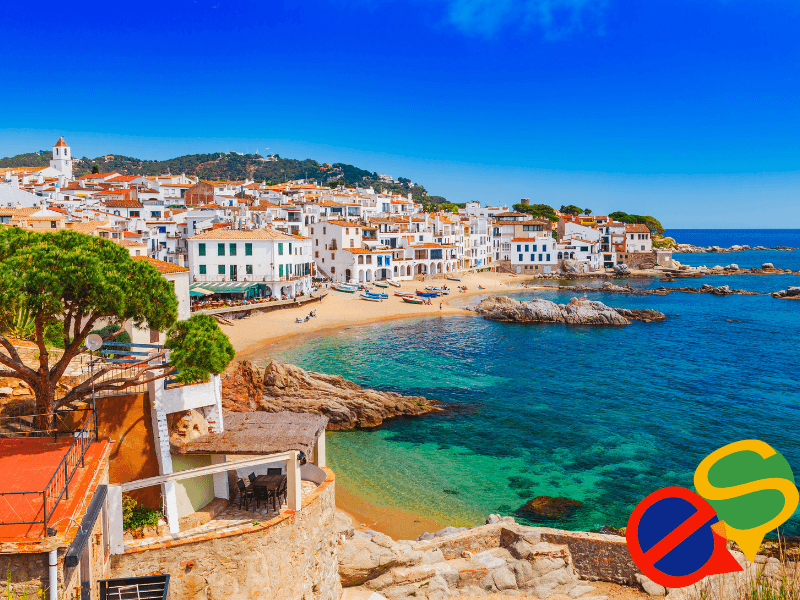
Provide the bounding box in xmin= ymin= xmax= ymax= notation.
xmin=107 ymin=176 xmax=139 ymax=183
xmin=624 ymin=223 xmax=651 ymax=233
xmin=66 ymin=221 xmax=106 ymax=234
xmin=113 ymin=238 xmax=147 ymax=248
xmin=54 ymin=137 xmax=68 ymax=147
xmin=133 ymin=256 xmax=190 ymax=274
xmin=324 ymin=220 xmax=362 ymax=228
xmin=189 ymin=228 xmax=304 ymax=241
xmin=345 ymin=248 xmax=390 ymax=254
xmin=102 ymin=198 xmax=143 ymax=209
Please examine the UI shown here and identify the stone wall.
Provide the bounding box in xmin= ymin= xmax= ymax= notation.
xmin=413 ymin=524 xmax=639 ymax=587
xmin=110 ymin=468 xmax=341 ymax=600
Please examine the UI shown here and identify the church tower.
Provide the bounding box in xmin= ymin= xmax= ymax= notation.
xmin=50 ymin=137 xmax=73 ymax=180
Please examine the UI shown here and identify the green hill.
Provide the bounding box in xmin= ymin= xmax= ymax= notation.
xmin=0 ymin=150 xmax=447 ymax=204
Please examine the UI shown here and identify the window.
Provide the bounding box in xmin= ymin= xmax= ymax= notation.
xmin=350 ymin=239 xmax=354 ymax=247
xmin=199 ymin=243 xmax=206 ymax=256
xmin=581 ymin=246 xmax=589 ymax=252
xmin=199 ymin=265 xmax=206 ymax=274
xmin=218 ymin=265 xmax=225 ymax=275
xmin=345 ymin=228 xmax=349 ymax=235
xmin=517 ymin=245 xmax=521 ymax=252
xmin=245 ymin=243 xmax=252 ymax=256
xmin=524 ymin=245 xmax=529 ymax=252
xmin=311 ymin=227 xmax=314 ymax=234
xmin=278 ymin=243 xmax=283 ymax=255
xmin=546 ymin=254 xmax=551 ymax=261
xmin=229 ymin=243 xmax=237 ymax=256
xmin=131 ymin=211 xmax=140 ymax=217
xmin=532 ymin=245 xmax=537 ymax=252
xmin=518 ymin=254 xmax=523 ymax=262
xmin=542 ymin=244 xmax=547 ymax=251
xmin=279 ymin=265 xmax=284 ymax=277
xmin=539 ymin=254 xmax=543 ymax=262
xmin=246 ymin=265 xmax=253 ymax=275
xmin=289 ymin=243 xmax=292 ymax=254
xmin=218 ymin=243 xmax=225 ymax=256
xmin=641 ymin=245 xmax=645 ymax=251
xmin=531 ymin=254 xmax=535 ymax=262
xmin=50 ymin=221 xmax=57 ymax=228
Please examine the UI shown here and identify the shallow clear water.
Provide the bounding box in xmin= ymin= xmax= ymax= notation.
xmin=269 ymin=232 xmax=800 ymax=534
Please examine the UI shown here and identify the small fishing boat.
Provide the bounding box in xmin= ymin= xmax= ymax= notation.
xmin=446 ymin=276 xmax=461 ymax=282
xmin=425 ymin=286 xmax=450 ymax=295
xmin=365 ymin=291 xmax=388 ymax=299
xmin=402 ymin=296 xmax=425 ymax=304
xmin=416 ymin=290 xmax=439 ymax=298
xmin=374 ymin=282 xmax=389 ymax=288
xmin=333 ymin=284 xmax=357 ymax=293
xmin=387 ymin=279 xmax=401 ymax=287
xmin=394 ymin=291 xmax=414 ymax=297
xmin=360 ymin=293 xmax=383 ymax=302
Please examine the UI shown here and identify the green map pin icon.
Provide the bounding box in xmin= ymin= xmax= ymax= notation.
xmin=695 ymin=440 xmax=798 ymax=562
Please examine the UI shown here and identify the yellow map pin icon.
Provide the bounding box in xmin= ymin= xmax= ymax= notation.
xmin=694 ymin=440 xmax=798 ymax=562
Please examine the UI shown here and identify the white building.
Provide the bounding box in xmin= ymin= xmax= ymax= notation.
xmin=509 ymin=236 xmax=558 ymax=274
xmin=50 ymin=137 xmax=73 ymax=180
xmin=187 ymin=228 xmax=313 ymax=299
xmin=625 ymin=223 xmax=653 ymax=252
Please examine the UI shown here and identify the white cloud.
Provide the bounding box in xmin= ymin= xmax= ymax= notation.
xmin=443 ymin=0 xmax=608 ymax=39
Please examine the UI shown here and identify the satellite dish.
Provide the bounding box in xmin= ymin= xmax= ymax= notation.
xmin=85 ymin=334 xmax=103 ymax=351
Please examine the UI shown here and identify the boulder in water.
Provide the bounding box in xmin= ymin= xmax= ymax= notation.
xmin=518 ymin=496 xmax=583 ymax=521
xmin=613 ymin=264 xmax=631 ymax=276
xmin=762 ymin=262 xmax=775 ymax=270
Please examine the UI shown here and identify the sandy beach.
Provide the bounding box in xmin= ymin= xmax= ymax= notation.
xmin=230 ymin=270 xmax=539 ymax=361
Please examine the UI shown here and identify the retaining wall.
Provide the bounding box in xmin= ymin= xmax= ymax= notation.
xmin=110 ymin=468 xmax=341 ymax=600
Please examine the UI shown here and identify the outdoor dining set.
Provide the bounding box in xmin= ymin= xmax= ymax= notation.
xmin=235 ymin=470 xmax=288 ymax=513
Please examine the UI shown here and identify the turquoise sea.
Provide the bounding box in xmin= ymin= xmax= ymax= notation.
xmin=270 ymin=230 xmax=800 ymax=535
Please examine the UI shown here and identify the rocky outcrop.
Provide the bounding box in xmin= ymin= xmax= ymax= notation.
xmin=673 ymin=243 xmax=795 ymax=253
xmin=561 ymin=282 xmax=758 ymax=297
xmin=612 ymin=264 xmax=631 ymax=276
xmin=222 ymin=360 xmax=439 ymax=430
xmin=770 ymin=286 xmax=800 ymax=299
xmin=337 ymin=513 xmax=604 ymax=599
xmin=472 ymin=296 xmax=665 ymax=325
xmin=518 ymin=496 xmax=583 ymax=521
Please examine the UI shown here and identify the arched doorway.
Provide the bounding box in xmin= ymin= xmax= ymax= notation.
xmin=345 ymin=268 xmax=352 ymax=282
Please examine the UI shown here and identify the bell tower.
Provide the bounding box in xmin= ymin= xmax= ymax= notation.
xmin=50 ymin=137 xmax=73 ymax=180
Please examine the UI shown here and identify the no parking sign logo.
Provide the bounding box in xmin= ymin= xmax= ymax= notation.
xmin=626 ymin=440 xmax=798 ymax=588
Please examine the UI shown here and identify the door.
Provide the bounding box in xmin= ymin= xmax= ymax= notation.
xmin=230 ymin=265 xmax=237 ymax=281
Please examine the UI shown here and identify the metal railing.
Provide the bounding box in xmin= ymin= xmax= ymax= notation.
xmin=0 ymin=417 xmax=95 ymax=537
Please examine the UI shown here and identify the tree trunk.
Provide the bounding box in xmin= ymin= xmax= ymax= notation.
xmin=34 ymin=377 xmax=55 ymax=434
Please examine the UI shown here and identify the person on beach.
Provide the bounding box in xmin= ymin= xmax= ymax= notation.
xmin=439 ymin=301 xmax=442 ymax=311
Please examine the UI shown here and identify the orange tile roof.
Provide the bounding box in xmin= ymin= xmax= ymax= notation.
xmin=324 ymin=220 xmax=362 ymax=228
xmin=133 ymin=256 xmax=190 ymax=274
xmin=624 ymin=223 xmax=651 ymax=233
xmin=54 ymin=137 xmax=68 ymax=147
xmin=189 ymin=228 xmax=305 ymax=240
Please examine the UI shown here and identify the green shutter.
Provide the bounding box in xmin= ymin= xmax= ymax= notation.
xmin=279 ymin=265 xmax=284 ymax=277
xmin=199 ymin=243 xmax=206 ymax=256
xmin=218 ymin=243 xmax=225 ymax=256
xmin=278 ymin=243 xmax=283 ymax=255
xmin=218 ymin=265 xmax=225 ymax=274
xmin=245 ymin=243 xmax=252 ymax=256
xmin=199 ymin=265 xmax=206 ymax=274
xmin=289 ymin=243 xmax=292 ymax=254
xmin=230 ymin=243 xmax=237 ymax=256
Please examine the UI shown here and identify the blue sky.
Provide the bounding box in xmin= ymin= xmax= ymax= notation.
xmin=2 ymin=0 xmax=799 ymax=227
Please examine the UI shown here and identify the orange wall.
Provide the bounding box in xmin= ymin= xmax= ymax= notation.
xmin=97 ymin=393 xmax=162 ymax=509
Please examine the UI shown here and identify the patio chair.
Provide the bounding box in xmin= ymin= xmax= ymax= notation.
xmin=236 ymin=479 xmax=254 ymax=510
xmin=274 ymin=477 xmax=288 ymax=512
xmin=267 ymin=468 xmax=282 ymax=475
xmin=248 ymin=472 xmax=257 ymax=485
xmin=253 ymin=485 xmax=271 ymax=510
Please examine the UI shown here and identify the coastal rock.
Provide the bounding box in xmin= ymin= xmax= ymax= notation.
xmin=770 ymin=286 xmax=800 ymax=299
xmin=762 ymin=262 xmax=775 ymax=270
xmin=222 ymin=360 xmax=439 ymax=430
xmin=725 ymin=264 xmax=739 ymax=270
xmin=613 ymin=264 xmax=631 ymax=276
xmin=518 ymin=496 xmax=583 ymax=521
xmin=338 ymin=533 xmax=424 ymax=587
xmin=474 ymin=296 xmax=655 ymax=326
xmin=616 ymin=308 xmax=666 ymax=323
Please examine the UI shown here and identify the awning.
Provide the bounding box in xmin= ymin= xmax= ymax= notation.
xmin=172 ymin=411 xmax=328 ymax=456
xmin=190 ymin=288 xmax=214 ymax=297
xmin=190 ymin=282 xmax=258 ymax=294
